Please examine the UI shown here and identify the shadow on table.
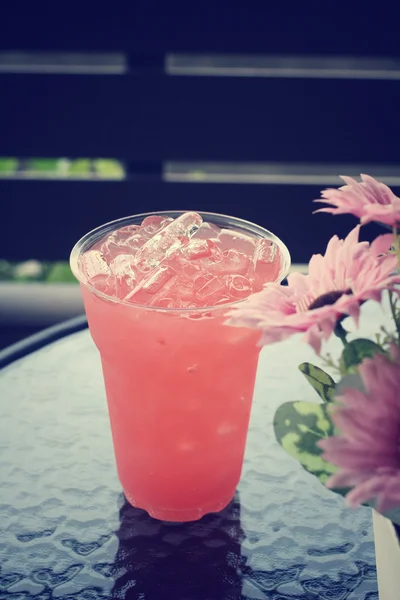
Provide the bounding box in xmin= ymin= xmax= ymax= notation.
xmin=111 ymin=493 xmax=246 ymax=599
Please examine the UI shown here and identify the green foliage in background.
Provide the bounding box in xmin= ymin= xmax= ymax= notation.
xmin=0 ymin=260 xmax=77 ymax=283
xmin=0 ymin=157 xmax=125 ymax=179
xmin=46 ymin=262 xmax=76 ymax=283
xmin=94 ymin=159 xmax=125 ymax=178
xmin=0 ymin=158 xmax=18 ymax=173
xmin=68 ymin=159 xmax=91 ymax=175
xmin=26 ymin=159 xmax=61 ymax=173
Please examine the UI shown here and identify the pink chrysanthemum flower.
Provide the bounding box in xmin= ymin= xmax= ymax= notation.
xmin=227 ymin=226 xmax=400 ymax=353
xmin=319 ymin=347 xmax=400 ymax=513
xmin=315 ymin=174 xmax=400 ymax=227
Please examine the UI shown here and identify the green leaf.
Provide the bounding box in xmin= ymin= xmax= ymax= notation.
xmin=0 ymin=157 xmax=18 ymax=174
xmin=273 ymin=401 xmax=338 ymax=485
xmin=93 ymin=159 xmax=125 ymax=179
xmin=340 ymin=339 xmax=386 ymax=374
xmin=46 ymin=262 xmax=77 ymax=283
xmin=298 ymin=362 xmax=336 ymax=403
xmin=26 ymin=159 xmax=60 ymax=172
xmin=69 ymin=159 xmax=91 ymax=175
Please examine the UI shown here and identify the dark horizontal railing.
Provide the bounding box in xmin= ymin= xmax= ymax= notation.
xmin=2 ymin=73 xmax=400 ymax=163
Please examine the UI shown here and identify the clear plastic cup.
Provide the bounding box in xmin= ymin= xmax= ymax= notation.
xmin=70 ymin=211 xmax=290 ymax=521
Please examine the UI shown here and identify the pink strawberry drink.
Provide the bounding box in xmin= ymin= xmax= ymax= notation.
xmin=70 ymin=212 xmax=290 ymax=521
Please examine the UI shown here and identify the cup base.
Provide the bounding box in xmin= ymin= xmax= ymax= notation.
xmin=123 ymin=490 xmax=236 ymax=522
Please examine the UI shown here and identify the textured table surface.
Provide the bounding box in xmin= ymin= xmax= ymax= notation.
xmin=0 ymin=305 xmax=382 ymax=600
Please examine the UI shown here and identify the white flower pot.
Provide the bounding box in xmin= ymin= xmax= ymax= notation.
xmin=373 ymin=510 xmax=400 ymax=599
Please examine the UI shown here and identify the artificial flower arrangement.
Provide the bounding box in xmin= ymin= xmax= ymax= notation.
xmin=228 ymin=175 xmax=400 ymax=527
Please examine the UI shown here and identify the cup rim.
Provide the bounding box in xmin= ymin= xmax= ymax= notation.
xmin=70 ymin=210 xmax=291 ymax=313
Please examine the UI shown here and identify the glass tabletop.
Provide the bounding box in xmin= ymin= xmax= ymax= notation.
xmin=0 ymin=314 xmax=378 ymax=599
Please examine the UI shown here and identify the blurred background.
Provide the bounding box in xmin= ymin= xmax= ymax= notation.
xmin=1 ymin=5 xmax=399 ymax=349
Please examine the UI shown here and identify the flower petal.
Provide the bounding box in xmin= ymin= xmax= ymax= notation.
xmin=320 ymin=353 xmax=400 ymax=513
xmin=316 ymin=174 xmax=400 ymax=226
xmin=371 ymin=233 xmax=395 ymax=256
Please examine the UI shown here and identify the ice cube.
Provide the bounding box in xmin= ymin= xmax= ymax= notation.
xmin=90 ymin=274 xmax=117 ymax=296
xmin=80 ymin=250 xmax=110 ymax=280
xmin=194 ymin=272 xmax=229 ymax=306
xmin=109 ymin=254 xmax=140 ymax=298
xmin=147 ymin=271 xmax=198 ymax=308
xmin=225 ymin=274 xmax=253 ymax=299
xmin=124 ymin=232 xmax=149 ymax=251
xmin=141 ymin=215 xmax=173 ymax=235
xmin=253 ymin=239 xmax=281 ymax=290
xmin=134 ymin=212 xmax=202 ymax=273
xmin=179 ymin=240 xmax=222 ymax=272
xmin=165 ymin=253 xmax=201 ymax=279
xmin=193 ymin=222 xmax=220 ymax=240
xmin=167 ymin=235 xmax=190 ymax=257
xmin=101 ymin=239 xmax=133 ymax=261
xmin=173 ymin=279 xmax=196 ymax=302
xmin=195 ymin=274 xmax=226 ymax=300
xmin=211 ymin=249 xmax=251 ymax=276
xmin=218 ymin=229 xmax=256 ymax=255
xmin=181 ymin=239 xmax=213 ymax=261
xmin=110 ymin=254 xmax=137 ymax=278
xmin=135 ymin=235 xmax=191 ymax=274
xmin=112 ymin=224 xmax=141 ymax=243
xmin=101 ymin=223 xmax=151 ymax=257
xmin=125 ymin=265 xmax=176 ymax=305
xmin=194 ymin=273 xmax=211 ymax=292
xmin=253 ymin=238 xmax=277 ymax=263
xmin=99 ymin=226 xmax=142 ymax=257
xmin=199 ymin=240 xmax=223 ymax=266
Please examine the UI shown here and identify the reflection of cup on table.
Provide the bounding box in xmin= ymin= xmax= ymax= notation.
xmin=70 ymin=211 xmax=290 ymax=522
xmin=112 ymin=494 xmax=246 ymax=599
